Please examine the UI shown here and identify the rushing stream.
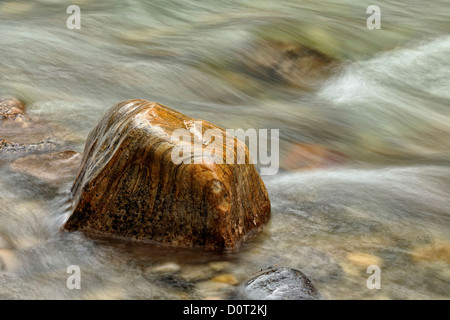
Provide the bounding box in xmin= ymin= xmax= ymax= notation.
xmin=0 ymin=0 xmax=449 ymax=299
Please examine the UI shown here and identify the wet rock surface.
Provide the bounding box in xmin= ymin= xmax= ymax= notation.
xmin=63 ymin=99 xmax=271 ymax=251
xmin=241 ymin=267 xmax=321 ymax=300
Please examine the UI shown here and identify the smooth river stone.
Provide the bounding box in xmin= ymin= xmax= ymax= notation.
xmin=63 ymin=99 xmax=271 ymax=251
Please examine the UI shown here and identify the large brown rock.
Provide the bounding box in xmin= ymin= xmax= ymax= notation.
xmin=63 ymin=99 xmax=271 ymax=251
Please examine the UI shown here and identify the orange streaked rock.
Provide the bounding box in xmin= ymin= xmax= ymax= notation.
xmin=63 ymin=100 xmax=271 ymax=251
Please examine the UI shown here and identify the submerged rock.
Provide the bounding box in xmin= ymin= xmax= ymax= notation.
xmin=0 ymin=97 xmax=29 ymax=123
xmin=237 ymin=40 xmax=336 ymax=90
xmin=285 ymin=246 xmax=343 ymax=282
xmin=341 ymin=252 xmax=383 ymax=277
xmin=410 ymin=240 xmax=450 ymax=264
xmin=0 ymin=249 xmax=20 ymax=272
xmin=210 ymin=273 xmax=239 ymax=285
xmin=0 ymin=138 xmax=59 ymax=158
xmin=178 ymin=264 xmax=217 ymax=282
xmin=0 ymin=97 xmax=62 ymax=159
xmin=196 ymin=280 xmax=235 ymax=299
xmin=242 ymin=267 xmax=321 ymax=300
xmin=281 ymin=143 xmax=347 ymax=171
xmin=10 ymin=151 xmax=82 ymax=186
xmin=63 ymin=99 xmax=271 ymax=251
xmin=147 ymin=262 xmax=181 ymax=275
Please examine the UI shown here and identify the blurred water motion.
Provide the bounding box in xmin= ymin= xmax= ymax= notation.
xmin=0 ymin=0 xmax=449 ymax=299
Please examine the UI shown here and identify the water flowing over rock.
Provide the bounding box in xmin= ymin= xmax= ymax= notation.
xmin=0 ymin=138 xmax=59 ymax=158
xmin=237 ymin=40 xmax=336 ymax=90
xmin=0 ymin=97 xmax=29 ymax=123
xmin=242 ymin=267 xmax=321 ymax=300
xmin=281 ymin=143 xmax=347 ymax=171
xmin=63 ymin=99 xmax=271 ymax=251
xmin=10 ymin=151 xmax=82 ymax=186
xmin=0 ymin=97 xmax=60 ymax=158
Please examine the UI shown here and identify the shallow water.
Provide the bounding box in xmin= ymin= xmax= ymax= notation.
xmin=0 ymin=0 xmax=449 ymax=299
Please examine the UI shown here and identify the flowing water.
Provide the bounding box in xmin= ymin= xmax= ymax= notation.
xmin=0 ymin=0 xmax=449 ymax=299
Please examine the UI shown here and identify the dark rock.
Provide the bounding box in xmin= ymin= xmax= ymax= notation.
xmin=63 ymin=99 xmax=271 ymax=251
xmin=242 ymin=267 xmax=321 ymax=300
xmin=155 ymin=274 xmax=196 ymax=292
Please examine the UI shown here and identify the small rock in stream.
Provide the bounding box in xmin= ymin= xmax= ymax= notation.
xmin=210 ymin=273 xmax=239 ymax=285
xmin=0 ymin=249 xmax=20 ymax=272
xmin=241 ymin=267 xmax=321 ymax=300
xmin=178 ymin=264 xmax=217 ymax=282
xmin=0 ymin=138 xmax=60 ymax=158
xmin=236 ymin=40 xmax=336 ymax=90
xmin=0 ymin=97 xmax=63 ymax=158
xmin=148 ymin=262 xmax=181 ymax=275
xmin=0 ymin=97 xmax=30 ymax=123
xmin=196 ymin=280 xmax=235 ymax=299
